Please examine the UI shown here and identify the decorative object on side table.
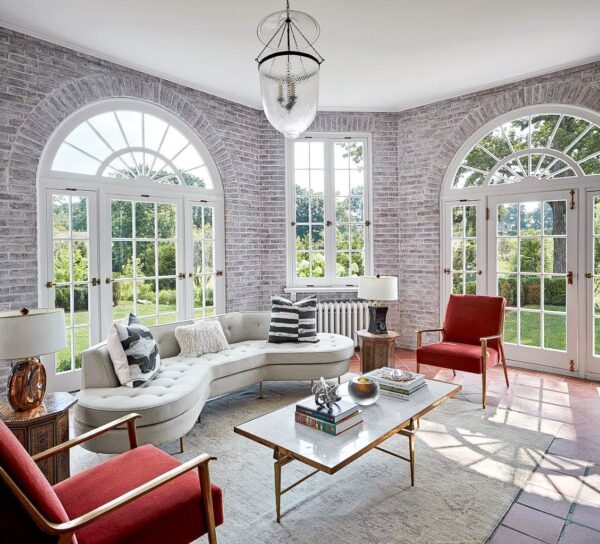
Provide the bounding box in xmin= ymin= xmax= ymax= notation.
xmin=358 ymin=275 xmax=398 ymax=334
xmin=347 ymin=375 xmax=380 ymax=405
xmin=0 ymin=308 xmax=66 ymax=411
xmin=0 ymin=391 xmax=76 ymax=484
xmin=357 ymin=329 xmax=400 ymax=373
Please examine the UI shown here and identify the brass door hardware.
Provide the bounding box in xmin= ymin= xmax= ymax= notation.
xmin=326 ymin=220 xmax=332 ymax=226
xmin=178 ymin=273 xmax=186 ymax=280
xmin=91 ymin=278 xmax=100 ymax=287
xmin=477 ymin=270 xmax=482 ymax=275
xmin=365 ymin=220 xmax=371 ymax=226
xmin=486 ymin=207 xmax=490 ymax=220
xmin=290 ymin=221 xmax=296 ymax=226
xmin=45 ymin=281 xmax=55 ymax=288
xmin=188 ymin=272 xmax=193 ymax=278
xmin=569 ymin=360 xmax=575 ymax=372
xmin=585 ymin=273 xmax=593 ymax=279
xmin=216 ymin=270 xmax=223 ymax=277
xmin=569 ymin=189 xmax=575 ymax=210
xmin=443 ymin=268 xmax=451 ymax=275
xmin=567 ymin=271 xmax=574 ymax=285
xmin=105 ymin=278 xmax=112 ymax=284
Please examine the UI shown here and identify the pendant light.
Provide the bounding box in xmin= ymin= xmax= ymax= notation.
xmin=256 ymin=0 xmax=324 ymax=139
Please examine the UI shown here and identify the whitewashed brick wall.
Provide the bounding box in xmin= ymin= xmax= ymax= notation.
xmin=1 ymin=26 xmax=600 ymax=392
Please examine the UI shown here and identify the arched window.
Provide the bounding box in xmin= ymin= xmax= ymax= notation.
xmin=38 ymin=99 xmax=225 ymax=391
xmin=451 ymin=111 xmax=600 ymax=189
xmin=441 ymin=105 xmax=600 ymax=379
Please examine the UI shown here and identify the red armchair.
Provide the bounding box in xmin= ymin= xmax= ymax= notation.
xmin=0 ymin=413 xmax=223 ymax=544
xmin=416 ymin=294 xmax=509 ymax=408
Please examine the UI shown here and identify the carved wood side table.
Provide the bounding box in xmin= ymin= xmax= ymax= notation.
xmin=357 ymin=330 xmax=400 ymax=373
xmin=0 ymin=391 xmax=77 ymax=484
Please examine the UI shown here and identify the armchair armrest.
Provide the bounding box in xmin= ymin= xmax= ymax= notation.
xmin=416 ymin=328 xmax=443 ymax=348
xmin=1 ymin=452 xmax=217 ymax=537
xmin=480 ymin=334 xmax=502 ymax=343
xmin=32 ymin=413 xmax=142 ymax=463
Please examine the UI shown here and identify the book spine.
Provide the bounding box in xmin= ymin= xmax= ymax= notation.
xmin=295 ymin=406 xmax=337 ymax=423
xmin=379 ymin=384 xmax=412 ymax=395
xmin=375 ymin=378 xmax=425 ymax=392
xmin=295 ymin=411 xmax=337 ymax=435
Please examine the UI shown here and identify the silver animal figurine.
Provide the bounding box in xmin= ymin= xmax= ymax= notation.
xmin=312 ymin=377 xmax=341 ymax=411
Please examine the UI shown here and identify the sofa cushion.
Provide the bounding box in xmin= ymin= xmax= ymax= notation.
xmin=175 ymin=320 xmax=229 ymax=357
xmin=76 ymin=361 xmax=211 ymax=428
xmin=54 ymin=444 xmax=223 ymax=544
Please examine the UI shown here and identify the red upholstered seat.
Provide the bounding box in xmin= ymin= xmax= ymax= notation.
xmin=0 ymin=418 xmax=222 ymax=544
xmin=0 ymin=420 xmax=74 ymax=544
xmin=417 ymin=341 xmax=498 ymax=373
xmin=54 ymin=444 xmax=223 ymax=544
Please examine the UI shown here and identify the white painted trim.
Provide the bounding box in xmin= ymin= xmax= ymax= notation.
xmin=285 ymin=132 xmax=374 ymax=289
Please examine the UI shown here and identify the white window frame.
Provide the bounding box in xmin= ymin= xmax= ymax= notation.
xmin=37 ymin=98 xmax=226 ymax=391
xmin=285 ymin=132 xmax=374 ymax=290
xmin=440 ymin=104 xmax=600 ymax=379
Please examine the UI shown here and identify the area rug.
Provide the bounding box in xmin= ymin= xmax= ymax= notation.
xmin=72 ymin=381 xmax=560 ymax=544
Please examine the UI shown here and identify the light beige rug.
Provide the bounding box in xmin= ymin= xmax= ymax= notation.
xmin=73 ymin=381 xmax=561 ymax=544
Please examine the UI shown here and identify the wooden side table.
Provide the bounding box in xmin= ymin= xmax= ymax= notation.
xmin=0 ymin=392 xmax=77 ymax=484
xmin=357 ymin=330 xmax=400 ymax=373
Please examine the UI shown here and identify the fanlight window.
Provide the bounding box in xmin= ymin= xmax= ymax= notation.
xmin=51 ymin=110 xmax=213 ymax=188
xmin=452 ymin=113 xmax=600 ymax=188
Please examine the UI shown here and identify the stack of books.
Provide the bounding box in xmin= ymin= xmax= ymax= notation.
xmin=367 ymin=367 xmax=427 ymax=400
xmin=295 ymin=397 xmax=363 ymax=435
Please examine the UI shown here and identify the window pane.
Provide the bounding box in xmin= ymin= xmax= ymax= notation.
xmin=520 ymin=276 xmax=541 ymax=310
xmin=452 ymin=240 xmax=464 ymax=270
xmin=136 ymin=279 xmax=157 ymax=315
xmin=55 ymin=286 xmax=71 ymax=327
xmin=544 ymin=314 xmax=566 ymax=351
xmin=311 ymin=252 xmax=325 ymax=277
xmin=544 ymin=276 xmax=566 ymax=312
xmin=158 ymin=242 xmax=176 ymax=276
xmin=498 ymin=275 xmax=517 ymax=307
xmin=112 ymin=241 xmax=132 ymax=277
xmin=136 ymin=202 xmax=155 ymax=238
xmin=72 ymin=241 xmax=89 ymax=282
xmin=520 ymin=238 xmax=541 ymax=273
xmin=311 ymin=226 xmax=324 ymax=250
xmin=452 ymin=273 xmax=464 ymax=294
xmin=520 ymin=202 xmax=541 ymax=235
xmin=71 ymin=197 xmax=88 ymax=238
xmin=543 ymin=238 xmax=566 ymax=274
xmin=296 ymin=197 xmax=309 ymax=223
xmin=504 ymin=310 xmax=518 ymax=344
xmin=112 ymin=200 xmax=133 ymax=238
xmin=310 ymin=170 xmax=324 ymax=195
xmin=54 ymin=241 xmax=71 ymax=283
xmin=350 ymin=253 xmax=364 ymax=277
xmin=113 ymin=280 xmax=133 ymax=321
xmin=520 ymin=312 xmax=541 ymax=347
xmin=497 ymin=238 xmax=517 ymax=272
xmin=310 ymin=198 xmax=324 ymax=223
xmin=294 ymin=142 xmax=309 ymax=169
xmin=136 ymin=241 xmax=155 ymax=277
xmin=309 ymin=142 xmax=324 ymax=169
xmin=158 ymin=278 xmax=177 ymax=315
xmin=497 ymin=204 xmax=518 ymax=236
xmin=336 ymin=252 xmax=350 ymax=277
xmin=157 ymin=204 xmax=176 ymax=238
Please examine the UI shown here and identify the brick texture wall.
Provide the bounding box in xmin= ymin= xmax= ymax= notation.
xmin=1 ymin=26 xmax=600 ymax=391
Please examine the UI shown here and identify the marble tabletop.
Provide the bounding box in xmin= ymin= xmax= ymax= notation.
xmin=234 ymin=379 xmax=461 ymax=474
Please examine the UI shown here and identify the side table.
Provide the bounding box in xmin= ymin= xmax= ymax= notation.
xmin=357 ymin=330 xmax=400 ymax=373
xmin=0 ymin=391 xmax=77 ymax=484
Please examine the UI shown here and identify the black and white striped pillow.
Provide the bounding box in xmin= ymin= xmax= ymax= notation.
xmin=297 ymin=295 xmax=319 ymax=343
xmin=268 ymin=295 xmax=299 ymax=343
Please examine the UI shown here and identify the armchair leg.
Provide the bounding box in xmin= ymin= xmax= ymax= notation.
xmin=500 ymin=342 xmax=509 ymax=388
xmin=482 ymin=366 xmax=487 ymax=409
xmin=58 ymin=533 xmax=75 ymax=544
xmin=258 ymin=381 xmax=264 ymax=400
xmin=198 ymin=463 xmax=218 ymax=544
xmin=452 ymin=370 xmax=456 ymax=377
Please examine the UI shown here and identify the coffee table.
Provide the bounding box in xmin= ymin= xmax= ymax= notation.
xmin=234 ymin=379 xmax=461 ymax=522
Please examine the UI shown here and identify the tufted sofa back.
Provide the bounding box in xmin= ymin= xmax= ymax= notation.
xmin=81 ymin=312 xmax=272 ymax=389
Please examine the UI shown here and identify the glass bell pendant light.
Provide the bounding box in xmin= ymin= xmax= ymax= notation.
xmin=256 ymin=0 xmax=324 ymax=139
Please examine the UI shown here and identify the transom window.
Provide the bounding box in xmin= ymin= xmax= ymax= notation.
xmin=51 ymin=109 xmax=213 ymax=187
xmin=452 ymin=113 xmax=600 ymax=188
xmin=286 ymin=134 xmax=372 ymax=287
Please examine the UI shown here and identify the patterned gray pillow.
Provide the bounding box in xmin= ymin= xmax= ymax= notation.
xmin=112 ymin=314 xmax=161 ymax=387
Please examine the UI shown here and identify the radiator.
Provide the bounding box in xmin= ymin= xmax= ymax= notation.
xmin=316 ymin=300 xmax=369 ymax=347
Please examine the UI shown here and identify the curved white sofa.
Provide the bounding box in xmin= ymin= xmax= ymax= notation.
xmin=75 ymin=311 xmax=354 ymax=453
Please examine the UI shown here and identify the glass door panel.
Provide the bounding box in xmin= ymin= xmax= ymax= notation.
xmin=443 ymin=201 xmax=484 ymax=301
xmin=191 ymin=204 xmax=216 ymax=318
xmin=109 ymin=197 xmax=180 ymax=326
xmin=586 ymin=192 xmax=600 ymax=375
xmin=488 ymin=191 xmax=577 ymax=369
xmin=42 ymin=189 xmax=100 ymax=392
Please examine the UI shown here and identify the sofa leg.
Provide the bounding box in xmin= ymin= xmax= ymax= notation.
xmin=337 ymin=376 xmax=341 ymax=385
xmin=311 ymin=380 xmax=314 ymax=388
xmin=180 ymin=436 xmax=185 ymax=454
xmin=258 ymin=381 xmax=264 ymax=400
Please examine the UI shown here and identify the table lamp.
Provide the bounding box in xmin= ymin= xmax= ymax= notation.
xmin=358 ymin=275 xmax=398 ymax=334
xmin=0 ymin=308 xmax=66 ymax=411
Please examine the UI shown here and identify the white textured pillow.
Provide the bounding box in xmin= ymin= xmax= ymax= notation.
xmin=175 ymin=320 xmax=229 ymax=358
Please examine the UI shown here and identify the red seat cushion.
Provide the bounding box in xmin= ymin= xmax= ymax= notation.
xmin=443 ymin=294 xmax=505 ymax=352
xmin=0 ymin=420 xmax=74 ymax=544
xmin=54 ymin=444 xmax=223 ymax=544
xmin=417 ymin=341 xmax=499 ymax=374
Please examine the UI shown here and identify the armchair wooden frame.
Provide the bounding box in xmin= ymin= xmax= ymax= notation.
xmin=416 ymin=328 xmax=509 ymax=409
xmin=0 ymin=413 xmax=218 ymax=544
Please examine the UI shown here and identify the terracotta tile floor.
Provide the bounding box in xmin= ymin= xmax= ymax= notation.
xmin=349 ymin=349 xmax=600 ymax=544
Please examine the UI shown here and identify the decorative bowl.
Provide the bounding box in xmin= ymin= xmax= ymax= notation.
xmin=347 ymin=375 xmax=380 ymax=406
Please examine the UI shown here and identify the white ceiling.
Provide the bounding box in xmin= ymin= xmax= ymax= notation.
xmin=1 ymin=0 xmax=600 ymax=112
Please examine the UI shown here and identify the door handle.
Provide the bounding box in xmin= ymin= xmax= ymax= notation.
xmin=567 ymin=271 xmax=573 ymax=285
xmin=585 ymin=273 xmax=593 ymax=279
xmin=443 ymin=268 xmax=450 ymax=275
xmin=91 ymin=278 xmax=100 ymax=287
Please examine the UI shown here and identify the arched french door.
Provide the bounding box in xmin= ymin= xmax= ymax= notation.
xmin=441 ymin=105 xmax=600 ymax=380
xmin=38 ymin=99 xmax=225 ymax=392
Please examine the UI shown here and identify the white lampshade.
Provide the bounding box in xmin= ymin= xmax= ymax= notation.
xmin=0 ymin=308 xmax=66 ymax=359
xmin=358 ymin=276 xmax=398 ymax=302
